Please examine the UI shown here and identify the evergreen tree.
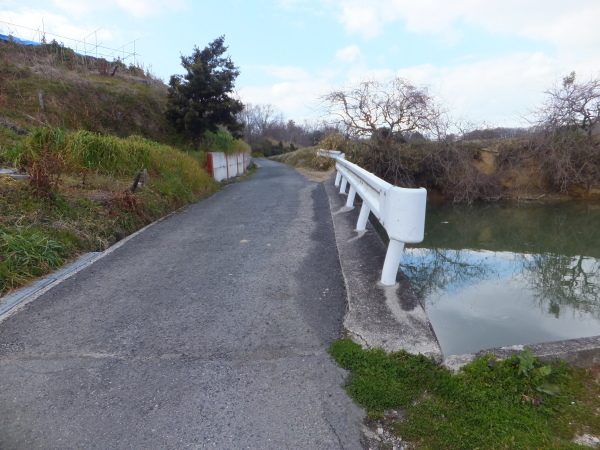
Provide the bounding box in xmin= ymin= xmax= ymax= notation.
xmin=166 ymin=36 xmax=244 ymax=140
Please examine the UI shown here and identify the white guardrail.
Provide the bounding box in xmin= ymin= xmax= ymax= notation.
xmin=318 ymin=149 xmax=427 ymax=286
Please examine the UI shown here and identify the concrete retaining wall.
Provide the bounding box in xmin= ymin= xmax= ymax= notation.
xmin=207 ymin=152 xmax=250 ymax=182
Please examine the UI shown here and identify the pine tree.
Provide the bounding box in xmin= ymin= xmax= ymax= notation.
xmin=166 ymin=36 xmax=244 ymax=140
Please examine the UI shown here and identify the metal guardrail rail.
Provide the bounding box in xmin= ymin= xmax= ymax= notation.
xmin=319 ymin=149 xmax=427 ymax=285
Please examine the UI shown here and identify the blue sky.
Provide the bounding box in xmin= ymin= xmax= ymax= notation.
xmin=2 ymin=0 xmax=599 ymax=128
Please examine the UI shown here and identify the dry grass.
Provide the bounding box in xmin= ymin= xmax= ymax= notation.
xmin=270 ymin=147 xmax=336 ymax=172
xmin=294 ymin=166 xmax=335 ymax=182
xmin=0 ymin=39 xmax=170 ymax=144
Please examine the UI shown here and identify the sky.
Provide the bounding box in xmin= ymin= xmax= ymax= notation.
xmin=1 ymin=0 xmax=599 ymax=129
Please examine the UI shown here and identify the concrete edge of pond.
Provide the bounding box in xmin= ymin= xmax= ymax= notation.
xmin=443 ymin=335 xmax=600 ymax=372
xmin=323 ymin=173 xmax=600 ymax=372
xmin=323 ymin=175 xmax=443 ymax=361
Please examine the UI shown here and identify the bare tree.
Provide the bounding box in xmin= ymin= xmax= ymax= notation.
xmin=321 ymin=76 xmax=444 ymax=139
xmin=319 ymin=76 xmax=451 ymax=189
xmin=238 ymin=103 xmax=281 ymax=143
xmin=530 ymin=72 xmax=600 ymax=194
xmin=523 ymin=253 xmax=600 ymax=319
xmin=536 ymin=72 xmax=600 ymax=137
xmin=239 ymin=103 xmax=337 ymax=149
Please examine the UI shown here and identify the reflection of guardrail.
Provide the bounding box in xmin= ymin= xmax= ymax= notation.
xmin=318 ymin=149 xmax=427 ymax=285
xmin=206 ymin=152 xmax=250 ymax=182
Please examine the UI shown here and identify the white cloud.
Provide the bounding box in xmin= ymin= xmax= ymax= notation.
xmin=345 ymin=67 xmax=395 ymax=85
xmin=276 ymin=0 xmax=310 ymax=10
xmin=334 ymin=44 xmax=361 ymax=63
xmin=115 ymin=0 xmax=189 ymax=18
xmin=51 ymin=0 xmax=100 ymax=17
xmin=257 ymin=65 xmax=310 ymax=81
xmin=339 ymin=2 xmax=385 ymax=38
xmin=239 ymin=78 xmax=331 ymax=121
xmin=51 ymin=0 xmax=189 ymax=18
xmin=0 ymin=8 xmax=116 ymax=43
xmin=332 ymin=0 xmax=600 ymax=59
xmin=395 ymin=52 xmax=564 ymax=127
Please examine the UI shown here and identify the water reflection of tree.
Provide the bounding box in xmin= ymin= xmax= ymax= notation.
xmin=403 ymin=248 xmax=600 ymax=318
xmin=402 ymin=248 xmax=495 ymax=307
xmin=520 ymin=254 xmax=600 ymax=319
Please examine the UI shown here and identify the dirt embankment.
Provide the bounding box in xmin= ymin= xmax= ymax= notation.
xmin=0 ymin=39 xmax=170 ymax=147
xmin=474 ymin=144 xmax=600 ymax=201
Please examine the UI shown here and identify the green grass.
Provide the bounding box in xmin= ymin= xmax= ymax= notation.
xmin=198 ymin=128 xmax=251 ymax=154
xmin=0 ymin=228 xmax=68 ymax=292
xmin=10 ymin=127 xmax=215 ymax=198
xmin=330 ymin=338 xmax=600 ymax=449
xmin=0 ymin=126 xmax=220 ymax=295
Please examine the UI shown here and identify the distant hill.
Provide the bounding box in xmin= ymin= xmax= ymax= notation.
xmin=0 ymin=38 xmax=170 ymax=146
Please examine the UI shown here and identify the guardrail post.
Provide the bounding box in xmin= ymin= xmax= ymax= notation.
xmin=381 ymin=239 xmax=405 ymax=286
xmin=346 ymin=186 xmax=356 ymax=207
xmin=334 ymin=172 xmax=341 ymax=187
xmin=356 ymin=203 xmax=370 ymax=231
xmin=339 ymin=177 xmax=348 ymax=194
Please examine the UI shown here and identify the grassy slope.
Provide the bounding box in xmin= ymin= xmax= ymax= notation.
xmin=0 ymin=128 xmax=217 ymax=296
xmin=0 ymin=41 xmax=222 ymax=295
xmin=269 ymin=146 xmax=336 ymax=171
xmin=0 ymin=39 xmax=170 ymax=146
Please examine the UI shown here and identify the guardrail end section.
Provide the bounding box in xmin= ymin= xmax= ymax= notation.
xmin=382 ymin=187 xmax=427 ymax=244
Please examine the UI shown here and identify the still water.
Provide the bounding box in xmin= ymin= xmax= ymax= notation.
xmin=402 ymin=202 xmax=600 ymax=357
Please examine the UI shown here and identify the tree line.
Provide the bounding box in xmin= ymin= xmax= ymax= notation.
xmin=163 ymin=36 xmax=337 ymax=156
xmin=327 ymin=73 xmax=599 ymax=200
xmin=164 ymin=36 xmax=599 ymax=201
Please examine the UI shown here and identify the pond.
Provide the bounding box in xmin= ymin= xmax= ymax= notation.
xmin=402 ymin=202 xmax=600 ymax=357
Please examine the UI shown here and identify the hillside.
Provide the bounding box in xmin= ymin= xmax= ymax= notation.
xmin=0 ymin=40 xmax=237 ymax=296
xmin=0 ymin=38 xmax=170 ymax=145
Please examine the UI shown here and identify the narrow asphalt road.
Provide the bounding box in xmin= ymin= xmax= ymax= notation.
xmin=0 ymin=160 xmax=364 ymax=449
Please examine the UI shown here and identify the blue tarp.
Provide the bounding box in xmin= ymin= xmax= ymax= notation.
xmin=0 ymin=33 xmax=41 ymax=46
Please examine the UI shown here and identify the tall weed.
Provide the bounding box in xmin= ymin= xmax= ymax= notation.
xmin=12 ymin=127 xmax=214 ymax=199
xmin=198 ymin=129 xmax=250 ymax=154
xmin=0 ymin=229 xmax=67 ymax=294
xmin=1 ymin=127 xmax=219 ymax=295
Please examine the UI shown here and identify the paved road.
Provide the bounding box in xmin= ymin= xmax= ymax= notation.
xmin=0 ymin=160 xmax=364 ymax=449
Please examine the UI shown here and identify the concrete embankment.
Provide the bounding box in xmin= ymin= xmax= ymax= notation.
xmin=323 ymin=171 xmax=600 ymax=372
xmin=323 ymin=176 xmax=443 ymax=361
